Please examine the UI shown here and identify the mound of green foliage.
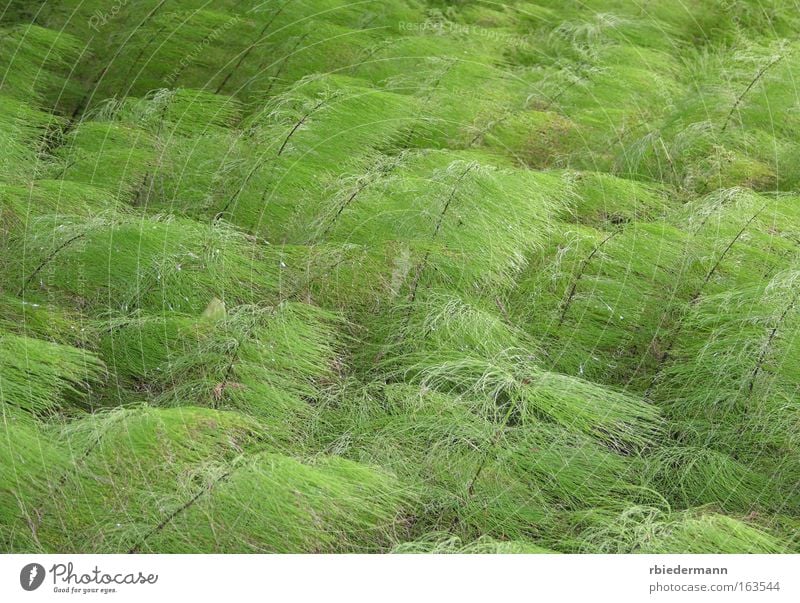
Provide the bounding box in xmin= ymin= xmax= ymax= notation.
xmin=1 ymin=0 xmax=798 ymax=553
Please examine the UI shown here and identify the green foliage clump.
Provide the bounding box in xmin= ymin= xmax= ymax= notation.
xmin=577 ymin=507 xmax=794 ymax=554
xmin=29 ymin=406 xmax=409 ymax=553
xmin=100 ymin=302 xmax=343 ymax=444
xmin=2 ymin=0 xmax=799 ymax=555
xmin=0 ymin=332 xmax=105 ymax=416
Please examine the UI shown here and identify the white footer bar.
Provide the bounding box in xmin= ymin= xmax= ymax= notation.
xmin=1 ymin=554 xmax=797 ymax=602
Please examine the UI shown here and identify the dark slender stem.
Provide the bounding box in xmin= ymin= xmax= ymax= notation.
xmin=465 ymin=428 xmax=503 ymax=497
xmin=721 ymin=55 xmax=783 ymax=134
xmin=117 ymin=22 xmax=170 ymax=88
xmin=400 ymin=59 xmax=455 ymax=146
xmin=214 ymin=0 xmax=294 ymax=94
xmin=71 ymin=0 xmax=168 ymax=120
xmin=406 ymin=164 xmax=475 ymax=305
xmin=558 ymin=231 xmax=618 ymax=326
xmin=747 ymin=291 xmax=798 ymax=393
xmin=262 ymin=33 xmax=309 ymax=98
xmin=317 ymin=155 xmax=403 ymax=240
xmin=276 ymin=98 xmax=327 ymax=156
xmin=697 ymin=206 xmax=766 ymax=294
xmin=215 ymin=97 xmax=327 ymax=219
xmin=463 ymin=394 xmax=519 ymax=506
xmin=18 ymin=233 xmax=86 ymax=296
xmin=645 ymin=206 xmax=766 ymax=397
xmin=128 ymin=469 xmax=234 ymax=553
xmin=318 ymin=180 xmax=371 ymax=238
xmin=543 ymin=75 xmax=582 ymax=110
xmin=494 ymin=296 xmax=511 ymax=322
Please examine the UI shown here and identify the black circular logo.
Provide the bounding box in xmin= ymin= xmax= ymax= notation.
xmin=20 ymin=563 xmax=45 ymax=591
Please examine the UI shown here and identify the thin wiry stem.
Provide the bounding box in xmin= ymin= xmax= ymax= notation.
xmin=406 ymin=163 xmax=476 ymax=305
xmin=747 ymin=290 xmax=799 ymax=393
xmin=399 ymin=58 xmax=455 ymax=146
xmin=645 ymin=206 xmax=766 ymax=397
xmin=262 ymin=33 xmax=309 ymax=98
xmin=214 ymin=0 xmax=295 ymax=94
xmin=128 ymin=467 xmax=235 ymax=553
xmin=696 ymin=205 xmax=766 ymax=297
xmin=558 ymin=230 xmax=618 ymax=326
xmin=70 ymin=0 xmax=168 ymax=120
xmin=276 ymin=97 xmax=327 ymax=157
xmin=19 ymin=232 xmax=86 ymax=296
xmin=720 ymin=55 xmax=783 ymax=134
xmin=463 ymin=393 xmax=519 ymax=506
xmin=216 ymin=97 xmax=327 ymax=219
xmin=543 ymin=74 xmax=583 ymax=111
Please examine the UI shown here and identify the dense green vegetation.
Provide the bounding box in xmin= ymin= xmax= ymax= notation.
xmin=2 ymin=0 xmax=799 ymax=553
